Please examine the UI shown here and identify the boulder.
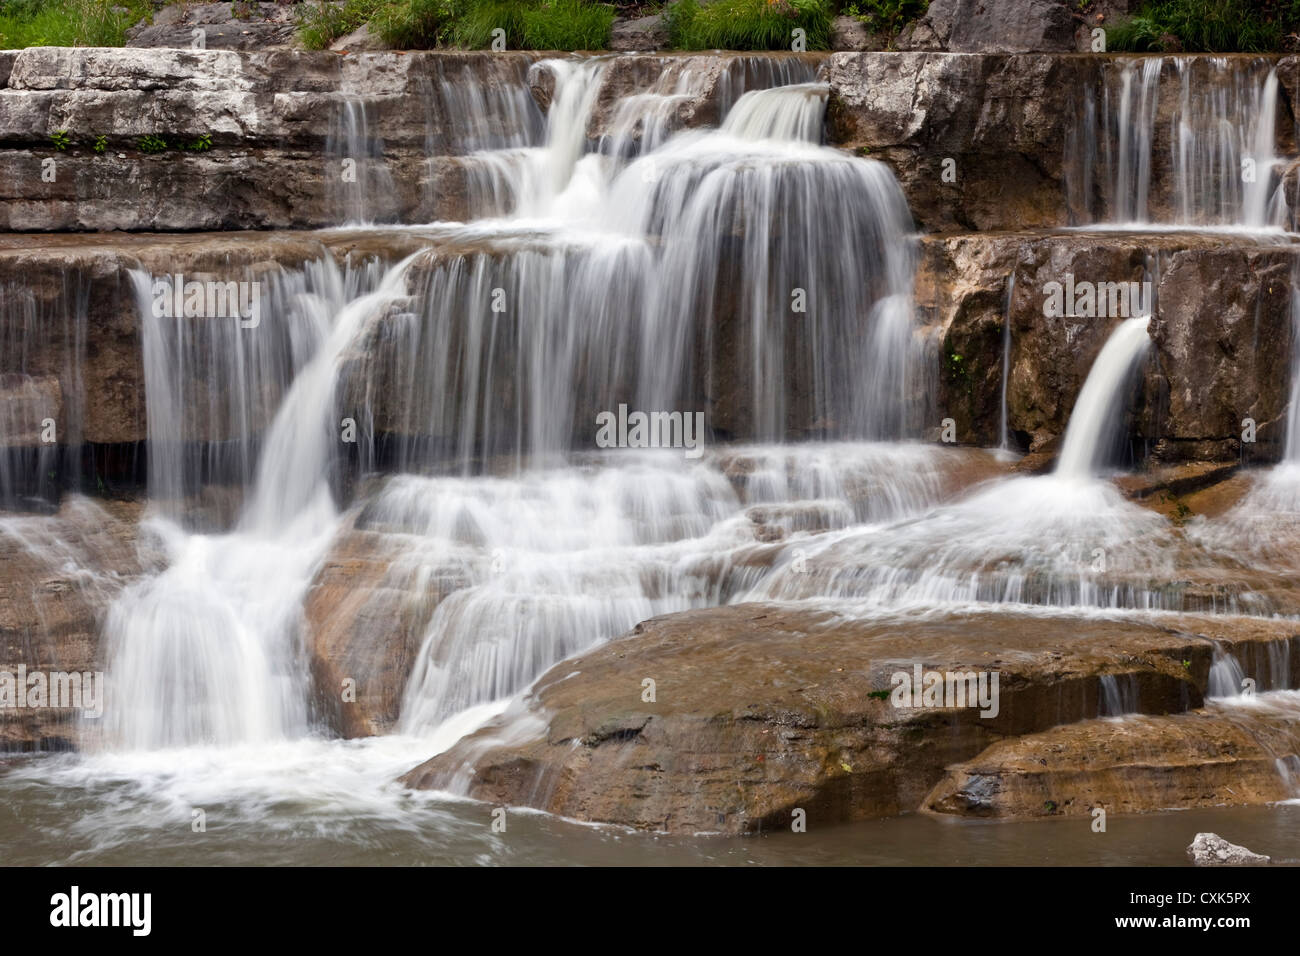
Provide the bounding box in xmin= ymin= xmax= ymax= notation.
xmin=609 ymin=15 xmax=669 ymax=52
xmin=401 ymin=605 xmax=1300 ymax=832
xmin=126 ymin=2 xmax=300 ymax=51
xmin=829 ymin=15 xmax=877 ymax=52
xmin=1188 ymin=831 xmax=1272 ymax=866
xmin=898 ymin=0 xmax=1077 ymax=53
xmin=926 ymin=706 xmax=1300 ymax=818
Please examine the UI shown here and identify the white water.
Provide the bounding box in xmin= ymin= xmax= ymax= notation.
xmin=89 ymin=56 xmax=922 ymax=761
xmin=1068 ymin=57 xmax=1290 ymax=229
xmin=1054 ymin=316 xmax=1151 ymax=479
xmin=998 ymin=272 xmax=1014 ymax=454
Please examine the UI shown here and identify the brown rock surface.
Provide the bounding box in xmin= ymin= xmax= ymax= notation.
xmin=926 ymin=697 xmax=1300 ymax=818
xmin=0 ymin=497 xmax=158 ymax=750
xmin=401 ymin=605 xmax=1300 ymax=833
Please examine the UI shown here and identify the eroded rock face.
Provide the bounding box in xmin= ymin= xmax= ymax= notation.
xmin=826 ymin=53 xmax=1098 ymax=231
xmin=925 ymin=703 xmax=1300 ymax=818
xmin=125 ymin=2 xmax=300 ymax=51
xmin=1188 ymin=831 xmax=1272 ymax=866
xmin=918 ymin=231 xmax=1299 ymax=464
xmin=0 ymin=497 xmax=158 ymax=750
xmin=898 ymin=0 xmax=1077 ymax=53
xmin=0 ymin=48 xmax=543 ymax=230
xmin=401 ymin=605 xmax=1300 ymax=833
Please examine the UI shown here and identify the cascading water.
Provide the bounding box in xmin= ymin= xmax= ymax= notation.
xmin=997 ymin=272 xmax=1015 ymax=455
xmin=1067 ymin=57 xmax=1289 ymax=229
xmin=92 ymin=56 xmax=923 ymax=756
xmin=1054 ymin=316 xmax=1152 ymax=479
xmin=12 ymin=48 xmax=1300 ymax=866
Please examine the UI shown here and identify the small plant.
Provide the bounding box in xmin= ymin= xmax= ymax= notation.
xmin=93 ymin=134 xmax=107 ymax=154
xmin=1043 ymin=800 xmax=1057 ymax=813
xmin=867 ymin=689 xmax=891 ymax=700
xmin=137 ymin=134 xmax=168 ymax=154
xmin=50 ymin=129 xmax=71 ymax=151
xmin=186 ymin=133 xmax=213 ymax=152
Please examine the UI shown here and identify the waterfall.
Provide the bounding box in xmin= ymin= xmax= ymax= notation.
xmin=105 ymin=255 xmax=420 ymax=749
xmin=1099 ymin=674 xmax=1138 ymax=717
xmin=998 ymin=272 xmax=1014 ymax=453
xmin=1054 ymin=317 xmax=1152 ymax=479
xmin=0 ymin=276 xmax=89 ymax=509
xmin=719 ymin=83 xmax=827 ymax=143
xmin=91 ymin=56 xmax=921 ymax=751
xmin=327 ymin=98 xmax=397 ymax=226
xmin=1069 ymin=57 xmax=1287 ymax=229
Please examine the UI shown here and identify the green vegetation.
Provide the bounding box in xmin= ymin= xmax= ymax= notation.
xmin=137 ymin=134 xmax=168 ymax=154
xmin=840 ymin=0 xmax=927 ymax=37
xmin=371 ymin=0 xmax=453 ymax=48
xmin=296 ymin=0 xmax=383 ymax=50
xmin=0 ymin=0 xmax=148 ymax=49
xmin=667 ymin=0 xmax=831 ymax=51
xmin=92 ymin=133 xmax=106 ymax=153
xmin=448 ymin=0 xmax=614 ymax=50
xmin=1107 ymin=0 xmax=1300 ymax=53
xmin=297 ymin=0 xmax=613 ymax=50
xmin=186 ymin=132 xmax=213 ymax=151
xmin=49 ymin=128 xmax=70 ymax=150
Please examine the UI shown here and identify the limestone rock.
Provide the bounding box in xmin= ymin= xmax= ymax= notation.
xmin=898 ymin=0 xmax=1077 ymax=53
xmin=610 ymin=15 xmax=669 ymax=52
xmin=402 ymin=605 xmax=1300 ymax=832
xmin=1188 ymin=832 xmax=1272 ymax=866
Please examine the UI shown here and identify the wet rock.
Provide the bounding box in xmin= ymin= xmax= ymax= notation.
xmin=1188 ymin=831 xmax=1272 ymax=866
xmin=927 ymin=705 xmax=1300 ymax=818
xmin=0 ymin=498 xmax=158 ymax=750
xmin=918 ymin=231 xmax=1299 ymax=464
xmin=402 ymin=605 xmax=1300 ymax=832
xmin=303 ymin=521 xmax=471 ymax=737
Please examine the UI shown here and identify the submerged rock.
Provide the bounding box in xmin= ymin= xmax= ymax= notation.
xmin=1187 ymin=832 xmax=1272 ymax=866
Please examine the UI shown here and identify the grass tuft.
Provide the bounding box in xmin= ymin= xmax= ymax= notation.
xmin=667 ymin=0 xmax=831 ymax=52
xmin=0 ymin=0 xmax=148 ymax=49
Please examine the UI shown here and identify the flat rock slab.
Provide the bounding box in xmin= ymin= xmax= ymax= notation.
xmin=402 ymin=604 xmax=1300 ymax=833
xmin=927 ymin=697 xmax=1300 ymax=818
